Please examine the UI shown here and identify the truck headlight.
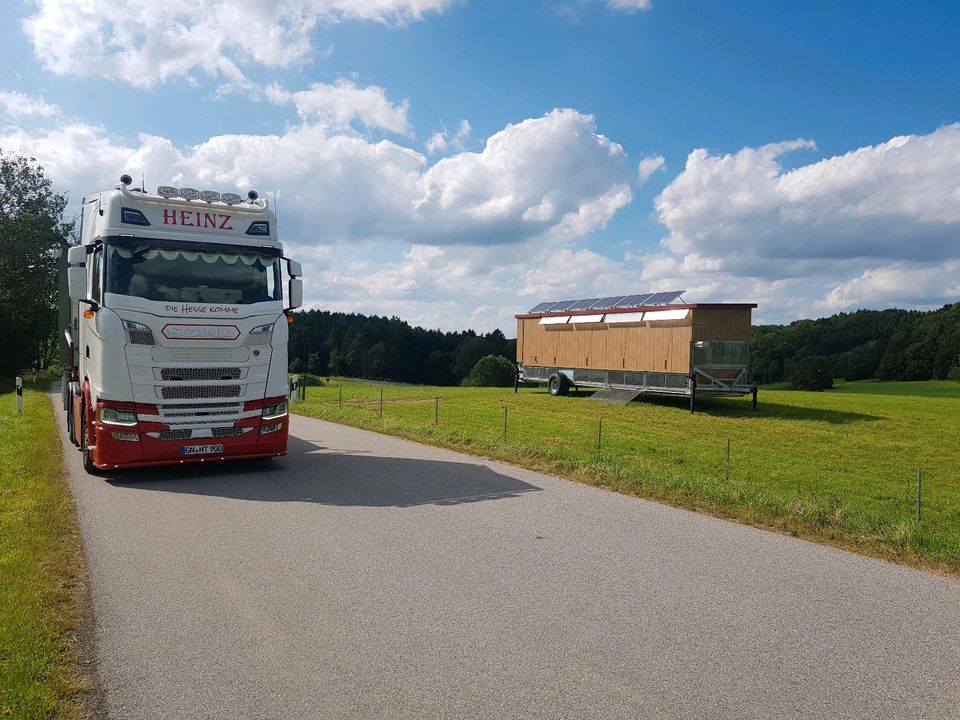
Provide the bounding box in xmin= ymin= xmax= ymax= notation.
xmin=100 ymin=407 xmax=138 ymax=426
xmin=261 ymin=401 xmax=287 ymax=420
xmin=246 ymin=322 xmax=275 ymax=346
xmin=123 ymin=320 xmax=155 ymax=346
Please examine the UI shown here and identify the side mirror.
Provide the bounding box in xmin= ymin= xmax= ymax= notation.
xmin=287 ymin=278 xmax=303 ymax=310
xmin=68 ymin=266 xmax=87 ymax=301
xmin=67 ymin=245 xmax=87 ymax=265
xmin=287 ymin=259 xmax=302 ymax=278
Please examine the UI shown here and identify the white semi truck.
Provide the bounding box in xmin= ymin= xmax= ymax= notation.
xmin=63 ymin=175 xmax=303 ymax=473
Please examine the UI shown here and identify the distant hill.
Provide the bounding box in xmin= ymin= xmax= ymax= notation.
xmin=750 ymin=304 xmax=960 ymax=384
xmin=288 ymin=310 xmax=515 ymax=386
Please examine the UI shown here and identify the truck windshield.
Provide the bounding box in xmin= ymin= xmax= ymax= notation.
xmin=105 ymin=242 xmax=281 ymax=304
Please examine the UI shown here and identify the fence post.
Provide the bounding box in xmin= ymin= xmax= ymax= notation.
xmin=16 ymin=377 xmax=23 ymax=416
xmin=916 ymin=466 xmax=922 ymax=522
xmin=435 ymin=397 xmax=439 ymax=425
xmin=726 ymin=438 xmax=731 ymax=481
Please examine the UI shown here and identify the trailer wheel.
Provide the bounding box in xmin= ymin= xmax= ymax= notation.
xmin=548 ymin=374 xmax=570 ymax=396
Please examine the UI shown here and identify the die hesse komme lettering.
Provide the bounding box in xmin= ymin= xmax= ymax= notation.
xmin=162 ymin=209 xmax=233 ymax=230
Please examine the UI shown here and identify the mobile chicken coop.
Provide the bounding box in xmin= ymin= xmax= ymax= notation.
xmin=515 ymin=291 xmax=758 ymax=410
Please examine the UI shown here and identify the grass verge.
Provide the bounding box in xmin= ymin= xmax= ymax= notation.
xmin=0 ymin=382 xmax=90 ymax=719
xmin=294 ymin=378 xmax=960 ymax=576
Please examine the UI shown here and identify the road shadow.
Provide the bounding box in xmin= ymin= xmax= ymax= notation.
xmin=103 ymin=434 xmax=541 ymax=507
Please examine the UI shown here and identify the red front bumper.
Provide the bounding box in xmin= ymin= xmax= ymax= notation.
xmin=89 ymin=397 xmax=289 ymax=471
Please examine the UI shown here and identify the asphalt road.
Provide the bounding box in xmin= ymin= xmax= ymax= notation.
xmin=56 ymin=405 xmax=959 ymax=719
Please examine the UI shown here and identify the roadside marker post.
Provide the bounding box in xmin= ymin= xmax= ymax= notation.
xmin=435 ymin=397 xmax=439 ymax=425
xmin=597 ymin=418 xmax=602 ymax=450
xmin=503 ymin=406 xmax=508 ymax=440
xmin=16 ymin=377 xmax=22 ymax=416
xmin=916 ymin=466 xmax=922 ymax=522
xmin=726 ymin=438 xmax=731 ymax=481
xmin=379 ymin=387 xmax=384 ymax=418
xmin=339 ymin=382 xmax=342 ymax=410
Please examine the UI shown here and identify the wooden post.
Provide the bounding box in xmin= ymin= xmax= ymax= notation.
xmin=503 ymin=406 xmax=508 ymax=439
xmin=916 ymin=466 xmax=922 ymax=522
xmin=379 ymin=387 xmax=383 ymax=418
xmin=435 ymin=397 xmax=439 ymax=425
xmin=726 ymin=438 xmax=731 ymax=481
xmin=16 ymin=377 xmax=23 ymax=416
xmin=339 ymin=382 xmax=342 ymax=410
xmin=597 ymin=417 xmax=602 ymax=450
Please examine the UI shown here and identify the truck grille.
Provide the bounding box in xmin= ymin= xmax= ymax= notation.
xmin=160 ymin=385 xmax=241 ymax=400
xmin=160 ymin=367 xmax=242 ymax=382
xmin=157 ymin=429 xmax=192 ymax=441
xmin=159 ymin=402 xmax=241 ymax=418
xmin=212 ymin=427 xmax=246 ymax=438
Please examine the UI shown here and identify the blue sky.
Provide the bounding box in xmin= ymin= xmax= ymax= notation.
xmin=2 ymin=0 xmax=959 ymax=333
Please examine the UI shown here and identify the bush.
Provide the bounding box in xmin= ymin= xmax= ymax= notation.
xmin=788 ymin=356 xmax=834 ymax=391
xmin=463 ymin=354 xmax=516 ymax=387
xmin=948 ymin=366 xmax=960 ymax=382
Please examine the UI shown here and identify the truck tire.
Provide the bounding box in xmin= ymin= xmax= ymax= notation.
xmin=80 ymin=406 xmax=98 ymax=475
xmin=548 ymin=374 xmax=570 ymax=396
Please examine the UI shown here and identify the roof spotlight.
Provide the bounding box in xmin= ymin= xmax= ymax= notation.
xmin=120 ymin=174 xmax=132 ymax=185
xmin=221 ymin=192 xmax=242 ymax=205
xmin=247 ymin=190 xmax=259 ymax=201
xmin=199 ymin=190 xmax=221 ymax=203
xmin=157 ymin=186 xmax=178 ymax=198
xmin=178 ymin=187 xmax=200 ymax=200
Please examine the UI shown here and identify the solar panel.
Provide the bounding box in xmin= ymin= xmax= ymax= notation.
xmin=567 ymin=297 xmax=602 ymax=311
xmin=645 ymin=290 xmax=686 ymax=306
xmin=615 ymin=293 xmax=654 ymax=308
xmin=528 ymin=302 xmax=556 ymax=313
xmin=589 ymin=296 xmax=627 ymax=310
xmin=526 ymin=290 xmax=688 ymax=314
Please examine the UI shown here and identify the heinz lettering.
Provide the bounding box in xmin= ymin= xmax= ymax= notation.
xmin=162 ymin=208 xmax=234 ymax=230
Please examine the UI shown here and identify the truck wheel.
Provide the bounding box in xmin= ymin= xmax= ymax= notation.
xmin=80 ymin=407 xmax=97 ymax=475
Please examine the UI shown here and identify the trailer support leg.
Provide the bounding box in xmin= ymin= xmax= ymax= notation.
xmin=689 ymin=378 xmax=697 ymax=414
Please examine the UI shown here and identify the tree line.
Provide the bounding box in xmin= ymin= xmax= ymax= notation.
xmin=0 ymin=153 xmax=72 ymax=378
xmin=288 ymin=309 xmax=517 ymax=386
xmin=750 ymin=304 xmax=960 ymax=387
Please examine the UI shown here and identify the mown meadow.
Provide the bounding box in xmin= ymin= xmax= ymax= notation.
xmin=293 ymin=378 xmax=960 ymax=574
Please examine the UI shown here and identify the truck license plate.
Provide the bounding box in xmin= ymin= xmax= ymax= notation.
xmin=180 ymin=444 xmax=224 ymax=456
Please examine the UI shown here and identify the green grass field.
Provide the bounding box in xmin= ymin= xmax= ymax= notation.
xmin=0 ymin=382 xmax=88 ymax=719
xmin=294 ymin=377 xmax=960 ymax=573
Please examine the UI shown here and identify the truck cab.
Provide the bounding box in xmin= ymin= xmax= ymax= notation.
xmin=64 ymin=176 xmax=303 ymax=472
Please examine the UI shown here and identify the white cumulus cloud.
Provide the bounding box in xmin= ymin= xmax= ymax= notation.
xmin=0 ymin=90 xmax=61 ymax=119
xmin=22 ymin=0 xmax=454 ymax=88
xmin=655 ymin=125 xmax=960 ymax=273
xmin=266 ymin=80 xmax=411 ymax=134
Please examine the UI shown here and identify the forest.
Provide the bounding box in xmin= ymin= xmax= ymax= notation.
xmin=750 ymin=304 xmax=960 ymax=385
xmin=288 ymin=310 xmax=516 ymax=386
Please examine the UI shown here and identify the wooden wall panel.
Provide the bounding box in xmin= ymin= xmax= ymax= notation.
xmin=517 ymin=316 xmax=697 ymax=373
xmin=691 ymin=308 xmax=752 ymax=341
